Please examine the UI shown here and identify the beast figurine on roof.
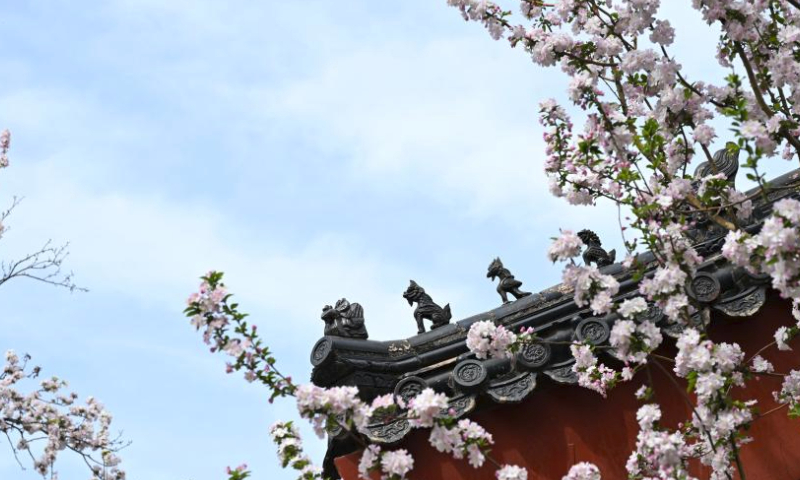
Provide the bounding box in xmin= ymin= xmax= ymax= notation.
xmin=487 ymin=257 xmax=531 ymax=304
xmin=320 ymin=298 xmax=368 ymax=339
xmin=403 ymin=280 xmax=451 ymax=334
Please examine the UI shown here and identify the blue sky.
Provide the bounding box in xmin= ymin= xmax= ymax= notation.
xmin=0 ymin=2 xmax=794 ymax=479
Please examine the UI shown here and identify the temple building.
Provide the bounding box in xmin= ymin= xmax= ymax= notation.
xmin=309 ymin=168 xmax=800 ymax=480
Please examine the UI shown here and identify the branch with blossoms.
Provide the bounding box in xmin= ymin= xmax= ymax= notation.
xmin=1 ymin=351 xmax=127 ymax=480
xmin=0 ymin=130 xmax=123 ymax=479
xmin=186 ymin=272 xmax=549 ymax=480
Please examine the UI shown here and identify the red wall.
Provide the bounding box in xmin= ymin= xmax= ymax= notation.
xmin=336 ymin=295 xmax=800 ymax=480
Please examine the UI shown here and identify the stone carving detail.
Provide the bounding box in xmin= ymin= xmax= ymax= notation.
xmin=545 ymin=364 xmax=579 ymax=384
xmin=662 ymin=308 xmax=710 ymax=338
xmin=695 ymin=143 xmax=740 ymax=187
xmin=403 ymin=280 xmax=452 ymax=334
xmin=517 ymin=342 xmax=551 ymax=369
xmin=387 ymin=341 xmax=413 ymax=357
xmin=636 ymin=303 xmax=664 ymax=324
xmin=310 ymin=338 xmax=333 ymax=366
xmin=365 ymin=419 xmax=411 ymax=444
xmin=487 ymin=373 xmax=537 ymax=403
xmin=576 ymin=318 xmax=610 ymax=345
xmin=578 ymin=230 xmax=616 ymax=267
xmin=687 ymin=145 xmax=741 ymax=244
xmin=447 ymin=395 xmax=476 ymax=418
xmin=394 ymin=376 xmax=427 ymax=405
xmin=487 ymin=257 xmax=531 ymax=303
xmin=453 ymin=359 xmax=488 ymax=391
xmin=321 ymin=298 xmax=369 ymax=339
xmin=689 ymin=273 xmax=721 ymax=303
xmin=714 ymin=287 xmax=767 ymax=317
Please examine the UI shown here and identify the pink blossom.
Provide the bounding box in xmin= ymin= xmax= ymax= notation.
xmin=562 ymin=462 xmax=601 ymax=480
xmin=496 ymin=464 xmax=528 ymax=480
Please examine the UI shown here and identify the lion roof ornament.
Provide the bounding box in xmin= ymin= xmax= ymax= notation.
xmin=577 ymin=229 xmax=616 ymax=268
xmin=403 ymin=280 xmax=452 ymax=334
xmin=487 ymin=257 xmax=531 ymax=304
xmin=320 ymin=298 xmax=368 ymax=339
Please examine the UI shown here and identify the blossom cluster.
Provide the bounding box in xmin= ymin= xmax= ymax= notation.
xmin=723 ymin=198 xmax=800 ymax=300
xmin=562 ymin=264 xmax=620 ymax=315
xmin=570 ymin=343 xmax=619 ymax=397
xmin=0 ymin=129 xmax=9 ymax=239
xmin=673 ymin=329 xmax=753 ymax=479
xmin=547 ymin=229 xmax=584 ymax=262
xmin=775 ymin=370 xmax=800 ymax=418
xmin=496 ymin=464 xmax=528 ymax=480
xmin=609 ymin=317 xmax=662 ymax=365
xmin=1 ymin=350 xmax=125 ymax=480
xmin=465 ymin=320 xmax=518 ymax=359
xmin=562 ymin=462 xmax=602 ymax=480
xmin=429 ymin=418 xmax=494 ymax=468
xmin=625 ymin=404 xmax=697 ymax=480
xmin=185 ymin=271 xmax=295 ymax=402
xmin=268 ymin=422 xmax=323 ymax=480
xmin=0 ymin=129 xmax=8 ymax=169
xmin=358 ymin=445 xmax=415 ymax=480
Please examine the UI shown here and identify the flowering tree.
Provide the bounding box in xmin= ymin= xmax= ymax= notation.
xmin=186 ymin=1 xmax=800 ymax=479
xmin=0 ymin=131 xmax=126 ymax=480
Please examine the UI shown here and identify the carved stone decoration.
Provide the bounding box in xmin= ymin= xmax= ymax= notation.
xmin=364 ymin=418 xmax=411 ymax=444
xmin=636 ymin=303 xmax=664 ymax=324
xmin=387 ymin=340 xmax=413 ymax=357
xmin=447 ymin=395 xmax=476 ymax=418
xmin=403 ymin=280 xmax=452 ymax=334
xmin=517 ymin=342 xmax=552 ymax=370
xmin=487 ymin=257 xmax=531 ymax=303
xmin=577 ymin=230 xmax=616 ymax=268
xmin=714 ymin=286 xmax=767 ymax=317
xmin=394 ymin=376 xmax=427 ymax=405
xmin=321 ymin=298 xmax=369 ymax=339
xmin=688 ymin=273 xmax=721 ymax=303
xmin=310 ymin=338 xmax=333 ymax=366
xmin=661 ymin=307 xmax=710 ymax=339
xmin=687 ymin=145 xmax=741 ymax=244
xmin=576 ymin=318 xmax=610 ymax=345
xmin=694 ymin=143 xmax=740 ymax=187
xmin=487 ymin=372 xmax=537 ymax=403
xmin=661 ymin=321 xmax=684 ymax=339
xmin=545 ymin=363 xmax=579 ymax=384
xmin=452 ymin=359 xmax=488 ymax=391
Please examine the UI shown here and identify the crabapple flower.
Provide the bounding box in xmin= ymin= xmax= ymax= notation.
xmin=751 ymin=355 xmax=774 ymax=373
xmin=496 ymin=464 xmax=528 ymax=480
xmin=562 ymin=462 xmax=601 ymax=480
xmin=626 ymin=404 xmax=696 ymax=480
xmin=466 ymin=320 xmax=518 ymax=359
xmin=380 ymin=449 xmax=415 ymax=479
xmin=0 ymin=350 xmax=125 ymax=480
xmin=775 ymin=370 xmax=800 ymax=413
xmin=610 ymin=319 xmax=662 ymax=365
xmin=547 ymin=230 xmax=584 ymax=262
xmin=562 ymin=265 xmax=620 ymax=315
xmin=570 ymin=343 xmax=619 ymax=397
xmin=775 ymin=326 xmax=792 ymax=351
xmin=617 ymin=297 xmax=648 ymax=319
xmin=407 ymin=388 xmax=448 ymax=427
xmin=428 ymin=418 xmax=494 ymax=468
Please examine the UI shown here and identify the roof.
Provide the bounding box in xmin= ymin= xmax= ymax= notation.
xmin=310 ymin=168 xmax=800 ymax=446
